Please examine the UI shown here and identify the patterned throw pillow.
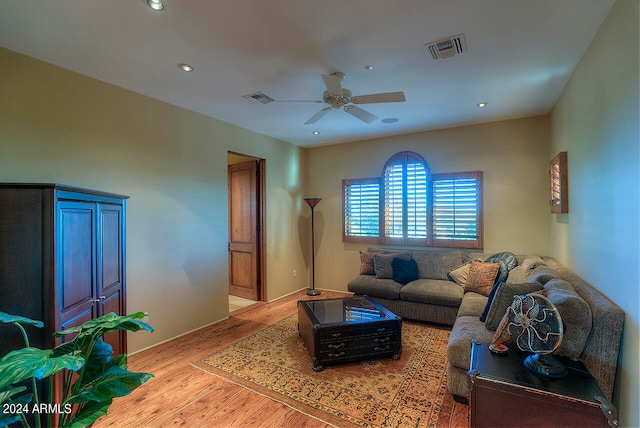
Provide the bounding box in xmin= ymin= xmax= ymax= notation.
xmin=359 ymin=250 xmax=385 ymax=275
xmin=463 ymin=261 xmax=500 ymax=296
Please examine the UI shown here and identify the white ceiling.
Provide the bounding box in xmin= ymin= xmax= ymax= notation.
xmin=0 ymin=0 xmax=615 ymax=147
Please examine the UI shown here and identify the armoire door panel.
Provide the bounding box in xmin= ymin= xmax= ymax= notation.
xmin=59 ymin=203 xmax=96 ymax=313
xmin=100 ymin=205 xmax=122 ymax=292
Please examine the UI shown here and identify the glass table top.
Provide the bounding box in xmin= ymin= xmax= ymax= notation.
xmin=300 ymin=296 xmax=393 ymax=324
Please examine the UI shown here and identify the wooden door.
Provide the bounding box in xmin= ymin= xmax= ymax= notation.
xmin=228 ymin=161 xmax=260 ymax=300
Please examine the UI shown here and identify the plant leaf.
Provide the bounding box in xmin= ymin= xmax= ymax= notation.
xmin=0 ymin=348 xmax=84 ymax=390
xmin=0 ymin=311 xmax=44 ymax=328
xmin=66 ymin=366 xmax=153 ymax=403
xmin=0 ymin=411 xmax=24 ymax=427
xmin=66 ymin=399 xmax=112 ymax=428
xmin=78 ymin=338 xmax=114 ymax=385
xmin=54 ymin=312 xmax=154 ymax=338
xmin=0 ymin=385 xmax=28 ymax=404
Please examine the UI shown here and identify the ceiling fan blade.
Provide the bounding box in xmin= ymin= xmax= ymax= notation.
xmin=321 ymin=74 xmax=343 ymax=97
xmin=344 ymin=105 xmax=379 ymax=124
xmin=304 ymin=106 xmax=332 ymax=125
xmin=350 ymin=91 xmax=406 ymax=104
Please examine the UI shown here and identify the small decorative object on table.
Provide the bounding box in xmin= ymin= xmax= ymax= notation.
xmin=506 ymin=294 xmax=567 ymax=377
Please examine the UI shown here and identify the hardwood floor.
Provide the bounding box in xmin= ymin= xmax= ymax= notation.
xmin=94 ymin=290 xmax=469 ymax=427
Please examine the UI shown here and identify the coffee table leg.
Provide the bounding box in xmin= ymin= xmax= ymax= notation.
xmin=312 ymin=358 xmax=324 ymax=372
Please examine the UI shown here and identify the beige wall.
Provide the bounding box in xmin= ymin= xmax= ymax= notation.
xmin=0 ymin=47 xmax=309 ymax=352
xmin=550 ymin=0 xmax=639 ymax=426
xmin=306 ymin=115 xmax=551 ymax=292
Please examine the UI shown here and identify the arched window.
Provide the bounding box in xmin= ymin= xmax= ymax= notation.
xmin=342 ymin=151 xmax=483 ymax=249
xmin=382 ymin=151 xmax=429 ymax=245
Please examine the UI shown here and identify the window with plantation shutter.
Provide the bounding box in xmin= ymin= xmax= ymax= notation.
xmin=432 ymin=171 xmax=483 ymax=248
xmin=342 ymin=152 xmax=483 ymax=249
xmin=383 ymin=152 xmax=429 ymax=245
xmin=342 ymin=178 xmax=380 ymax=243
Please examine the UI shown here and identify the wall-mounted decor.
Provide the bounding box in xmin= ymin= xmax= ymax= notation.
xmin=550 ymin=151 xmax=568 ymax=213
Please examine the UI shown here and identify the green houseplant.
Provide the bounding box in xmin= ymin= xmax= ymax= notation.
xmin=0 ymin=311 xmax=154 ymax=428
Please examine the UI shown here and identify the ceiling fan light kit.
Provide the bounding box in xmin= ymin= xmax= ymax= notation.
xmin=303 ymin=72 xmax=406 ymax=125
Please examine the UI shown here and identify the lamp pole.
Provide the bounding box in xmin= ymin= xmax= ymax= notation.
xmin=304 ymin=198 xmax=322 ymax=296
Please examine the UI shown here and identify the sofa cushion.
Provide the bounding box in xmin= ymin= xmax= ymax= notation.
xmin=484 ymin=281 xmax=544 ymax=330
xmin=520 ymin=255 xmax=547 ymax=273
xmin=456 ymin=291 xmax=489 ymax=318
xmin=412 ymin=250 xmax=465 ymax=280
xmin=447 ymin=316 xmax=495 ymax=369
xmin=399 ymin=279 xmax=464 ymax=308
xmin=464 ymin=261 xmax=500 ymax=296
xmin=359 ymin=250 xmax=385 ymax=275
xmin=392 ymin=257 xmax=419 ymax=285
xmin=544 ymin=279 xmax=592 ymax=359
xmin=373 ymin=252 xmax=411 ymax=279
xmin=527 ymin=265 xmax=557 ymax=284
xmin=505 ymin=265 xmax=528 ymax=283
xmin=347 ymin=275 xmax=403 ymax=300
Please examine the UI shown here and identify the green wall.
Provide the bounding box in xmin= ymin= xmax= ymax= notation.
xmin=550 ymin=0 xmax=639 ymax=426
xmin=0 ymin=47 xmax=310 ymax=353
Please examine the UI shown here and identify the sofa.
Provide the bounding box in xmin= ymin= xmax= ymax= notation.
xmin=347 ymin=248 xmax=624 ymax=402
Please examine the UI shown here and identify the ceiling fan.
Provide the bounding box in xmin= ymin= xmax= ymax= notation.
xmin=276 ymin=72 xmax=406 ymax=125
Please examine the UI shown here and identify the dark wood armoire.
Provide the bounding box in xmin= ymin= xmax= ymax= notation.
xmin=0 ymin=183 xmax=128 ymax=401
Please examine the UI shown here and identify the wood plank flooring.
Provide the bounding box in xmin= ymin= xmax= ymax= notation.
xmin=93 ymin=290 xmax=469 ymax=427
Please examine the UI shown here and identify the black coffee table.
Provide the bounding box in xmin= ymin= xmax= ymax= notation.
xmin=297 ymin=296 xmax=402 ymax=372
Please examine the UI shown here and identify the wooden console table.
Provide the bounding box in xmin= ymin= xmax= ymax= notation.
xmin=468 ymin=340 xmax=617 ymax=427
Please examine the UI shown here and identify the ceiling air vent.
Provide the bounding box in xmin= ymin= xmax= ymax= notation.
xmin=424 ymin=34 xmax=467 ymax=60
xmin=243 ymin=91 xmax=274 ymax=105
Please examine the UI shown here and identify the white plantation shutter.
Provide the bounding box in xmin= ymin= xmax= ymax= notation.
xmin=342 ymin=178 xmax=380 ymax=243
xmin=383 ymin=152 xmax=429 ymax=244
xmin=432 ymin=172 xmax=483 ymax=248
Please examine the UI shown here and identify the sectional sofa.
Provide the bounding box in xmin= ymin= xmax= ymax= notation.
xmin=347 ymin=248 xmax=624 ymax=402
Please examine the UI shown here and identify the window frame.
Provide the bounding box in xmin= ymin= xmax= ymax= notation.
xmin=430 ymin=171 xmax=484 ymax=249
xmin=341 ymin=152 xmax=484 ymax=249
xmin=382 ymin=151 xmax=430 ymax=246
xmin=342 ymin=177 xmax=382 ymax=244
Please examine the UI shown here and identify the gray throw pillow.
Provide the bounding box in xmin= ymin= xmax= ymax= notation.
xmin=485 ymin=281 xmax=544 ymax=330
xmin=544 ymin=279 xmax=592 ymax=359
xmin=373 ymin=252 xmax=411 ymax=279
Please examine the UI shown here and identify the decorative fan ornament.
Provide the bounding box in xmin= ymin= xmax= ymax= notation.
xmin=273 ymin=72 xmax=406 ymax=125
xmin=506 ymin=294 xmax=567 ymax=378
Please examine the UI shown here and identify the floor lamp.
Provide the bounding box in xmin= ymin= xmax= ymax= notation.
xmin=305 ymin=198 xmax=322 ymax=296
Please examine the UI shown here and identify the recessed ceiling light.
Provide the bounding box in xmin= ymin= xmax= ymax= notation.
xmin=312 ymin=131 xmax=320 ymax=135
xmin=178 ymin=63 xmax=194 ymax=72
xmin=477 ymin=102 xmax=488 ymax=108
xmin=364 ymin=65 xmax=374 ymax=71
xmin=146 ymin=0 xmax=165 ymax=11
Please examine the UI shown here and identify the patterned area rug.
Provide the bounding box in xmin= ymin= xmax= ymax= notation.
xmin=192 ymin=316 xmax=454 ymax=428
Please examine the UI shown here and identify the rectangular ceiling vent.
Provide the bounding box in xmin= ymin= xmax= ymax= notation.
xmin=424 ymin=34 xmax=467 ymax=60
xmin=243 ymin=91 xmax=274 ymax=105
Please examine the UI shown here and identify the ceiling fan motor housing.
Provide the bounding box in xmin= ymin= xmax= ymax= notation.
xmin=323 ymin=88 xmax=352 ymax=108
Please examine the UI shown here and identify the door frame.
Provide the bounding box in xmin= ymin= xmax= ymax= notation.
xmin=228 ymin=152 xmax=266 ymax=301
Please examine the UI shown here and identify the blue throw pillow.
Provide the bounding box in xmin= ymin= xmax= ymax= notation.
xmin=392 ymin=257 xmax=419 ymax=285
